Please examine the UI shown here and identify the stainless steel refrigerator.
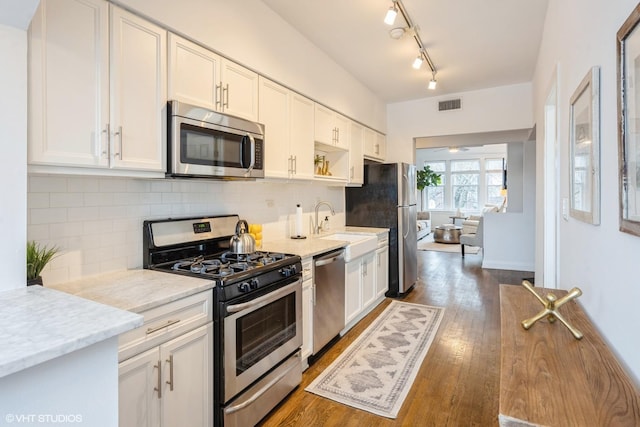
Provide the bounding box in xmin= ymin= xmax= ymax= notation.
xmin=345 ymin=162 xmax=417 ymax=297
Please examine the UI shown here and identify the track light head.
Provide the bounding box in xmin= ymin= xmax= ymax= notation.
xmin=428 ymin=72 xmax=437 ymax=90
xmin=412 ymin=55 xmax=423 ymax=70
xmin=384 ymin=3 xmax=398 ymax=25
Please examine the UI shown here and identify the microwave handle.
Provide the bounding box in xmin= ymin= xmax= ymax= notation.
xmin=242 ymin=133 xmax=255 ymax=173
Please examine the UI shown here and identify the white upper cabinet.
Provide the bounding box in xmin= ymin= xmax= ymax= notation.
xmin=168 ymin=33 xmax=258 ymax=121
xmin=220 ymin=59 xmax=259 ymax=121
xmin=110 ymin=6 xmax=166 ymax=172
xmin=348 ymin=121 xmax=364 ymax=185
xmin=314 ymin=103 xmax=349 ymax=151
xmin=29 ymin=0 xmax=110 ymax=168
xmin=168 ymin=33 xmax=220 ymax=110
xmin=364 ymin=127 xmax=386 ymax=161
xmin=28 ymin=0 xmax=166 ymax=175
xmin=258 ymin=77 xmax=314 ymax=180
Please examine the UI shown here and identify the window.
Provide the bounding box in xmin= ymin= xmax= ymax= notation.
xmin=451 ymin=160 xmax=479 ymax=210
xmin=423 ymin=161 xmax=445 ymax=209
xmin=485 ymin=158 xmax=505 ymax=206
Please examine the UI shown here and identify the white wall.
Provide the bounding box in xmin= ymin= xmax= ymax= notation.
xmin=483 ymin=140 xmax=536 ymax=271
xmin=0 ymin=23 xmax=28 ymax=291
xmin=532 ymin=0 xmax=640 ymax=383
xmin=387 ymin=83 xmax=534 ymax=164
xmin=114 ymin=0 xmax=386 ymax=131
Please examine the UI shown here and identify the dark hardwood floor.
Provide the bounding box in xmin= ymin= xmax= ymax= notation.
xmin=259 ymin=249 xmax=532 ymax=427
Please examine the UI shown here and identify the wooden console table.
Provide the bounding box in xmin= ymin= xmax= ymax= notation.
xmin=499 ymin=285 xmax=640 ymax=426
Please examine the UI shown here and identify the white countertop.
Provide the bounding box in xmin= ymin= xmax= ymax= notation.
xmin=48 ymin=269 xmax=215 ymax=313
xmin=262 ymin=226 xmax=389 ymax=259
xmin=0 ymin=285 xmax=142 ymax=379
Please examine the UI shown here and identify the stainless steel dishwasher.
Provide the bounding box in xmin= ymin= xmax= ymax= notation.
xmin=313 ymin=248 xmax=345 ymax=354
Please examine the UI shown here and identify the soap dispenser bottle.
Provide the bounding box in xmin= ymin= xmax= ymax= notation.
xmin=322 ymin=216 xmax=330 ymax=231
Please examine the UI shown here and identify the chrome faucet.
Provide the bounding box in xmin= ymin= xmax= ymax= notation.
xmin=314 ymin=201 xmax=335 ymax=234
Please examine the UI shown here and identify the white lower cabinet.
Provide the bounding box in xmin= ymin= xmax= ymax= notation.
xmin=300 ymin=257 xmax=313 ymax=368
xmin=118 ymin=291 xmax=213 ymax=427
xmin=344 ymin=251 xmax=376 ymax=331
xmin=376 ymin=238 xmax=389 ymax=299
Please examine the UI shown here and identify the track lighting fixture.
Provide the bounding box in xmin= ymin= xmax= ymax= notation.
xmin=428 ymin=71 xmax=437 ymax=90
xmin=383 ymin=0 xmax=438 ymax=91
xmin=412 ymin=54 xmax=423 ymax=70
xmin=384 ymin=2 xmax=398 ymax=26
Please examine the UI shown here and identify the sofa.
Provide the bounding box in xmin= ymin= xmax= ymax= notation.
xmin=417 ymin=211 xmax=432 ymax=240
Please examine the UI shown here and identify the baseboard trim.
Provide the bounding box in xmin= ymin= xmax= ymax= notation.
xmin=482 ymin=259 xmax=534 ymax=271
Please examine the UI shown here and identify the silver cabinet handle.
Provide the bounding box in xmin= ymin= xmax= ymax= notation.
xmin=112 ymin=126 xmax=122 ymax=159
xmin=223 ymin=83 xmax=229 ymax=108
xmin=146 ymin=319 xmax=180 ymax=335
xmin=100 ymin=123 xmax=110 ymax=158
xmin=154 ymin=360 xmax=162 ymax=398
xmin=216 ymin=84 xmax=222 ymax=110
xmin=166 ymin=355 xmax=174 ymax=391
xmin=292 ymin=155 xmax=297 ymax=175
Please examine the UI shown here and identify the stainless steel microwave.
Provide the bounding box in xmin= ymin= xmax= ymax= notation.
xmin=167 ymin=101 xmax=264 ymax=179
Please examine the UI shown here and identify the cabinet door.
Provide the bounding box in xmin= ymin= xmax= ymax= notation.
xmin=119 ymin=347 xmax=161 ymax=427
xmin=220 ymin=59 xmax=259 ymax=121
xmin=333 ymin=113 xmax=350 ymax=151
xmin=363 ymin=127 xmax=376 ymax=159
xmin=302 ymin=279 xmax=314 ymax=362
xmin=376 ymin=246 xmax=389 ymax=298
xmin=289 ymin=93 xmax=315 ymax=180
xmin=168 ymin=33 xmax=221 ymax=110
xmin=361 ymin=252 xmax=376 ymax=309
xmin=28 ymin=0 xmax=109 ymax=168
xmin=314 ymin=103 xmax=335 ymax=146
xmin=345 ymin=260 xmax=362 ymax=325
xmin=259 ymin=77 xmax=291 ymax=179
xmin=349 ymin=121 xmax=364 ymax=185
xmin=161 ymin=324 xmax=212 ymax=427
xmin=110 ymin=6 xmax=166 ymax=172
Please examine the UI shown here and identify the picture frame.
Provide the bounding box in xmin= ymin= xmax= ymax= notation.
xmin=617 ymin=4 xmax=640 ymax=236
xmin=569 ymin=66 xmax=600 ymax=224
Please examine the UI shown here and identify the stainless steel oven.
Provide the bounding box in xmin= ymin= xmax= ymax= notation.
xmin=143 ymin=215 xmax=303 ymax=427
xmin=222 ymin=279 xmax=302 ymax=426
xmin=167 ymin=101 xmax=264 ymax=179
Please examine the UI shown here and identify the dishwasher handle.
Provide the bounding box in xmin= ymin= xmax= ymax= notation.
xmin=314 ymin=250 xmax=344 ymax=267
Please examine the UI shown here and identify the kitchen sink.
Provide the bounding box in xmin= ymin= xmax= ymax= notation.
xmin=319 ymin=232 xmax=378 ymax=262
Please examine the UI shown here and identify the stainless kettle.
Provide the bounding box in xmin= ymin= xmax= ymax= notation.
xmin=229 ymin=219 xmax=255 ymax=254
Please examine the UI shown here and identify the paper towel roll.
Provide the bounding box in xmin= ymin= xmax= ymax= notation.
xmin=295 ymin=205 xmax=303 ymax=237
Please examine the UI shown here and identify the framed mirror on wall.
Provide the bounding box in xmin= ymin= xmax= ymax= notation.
xmin=569 ymin=66 xmax=600 ymax=224
xmin=617 ymin=4 xmax=640 ymax=236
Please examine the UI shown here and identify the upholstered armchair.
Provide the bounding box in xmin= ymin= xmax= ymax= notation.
xmin=417 ymin=211 xmax=431 ymax=240
xmin=460 ymin=216 xmax=483 ymax=257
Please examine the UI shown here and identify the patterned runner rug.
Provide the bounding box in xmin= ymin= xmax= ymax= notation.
xmin=305 ymin=301 xmax=445 ymax=418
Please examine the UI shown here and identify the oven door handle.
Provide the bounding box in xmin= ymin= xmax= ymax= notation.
xmin=226 ymin=279 xmax=299 ymax=314
xmin=223 ymin=353 xmax=300 ymax=415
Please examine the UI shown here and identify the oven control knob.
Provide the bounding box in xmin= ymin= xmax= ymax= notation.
xmin=238 ymin=282 xmax=251 ymax=293
xmin=250 ymin=278 xmax=259 ymax=290
xmin=280 ymin=266 xmax=297 ymax=277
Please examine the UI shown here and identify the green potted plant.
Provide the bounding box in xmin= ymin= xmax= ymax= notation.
xmin=417 ymin=165 xmax=441 ymax=191
xmin=26 ymin=241 xmax=58 ymax=286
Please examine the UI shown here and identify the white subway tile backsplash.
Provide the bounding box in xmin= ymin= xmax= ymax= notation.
xmin=30 ymin=207 xmax=68 ymax=225
xmin=28 ymin=175 xmax=345 ymax=285
xmin=68 ymin=206 xmax=101 ymax=222
xmin=29 ymin=176 xmax=68 ymax=193
xmin=50 ymin=193 xmax=84 ymax=208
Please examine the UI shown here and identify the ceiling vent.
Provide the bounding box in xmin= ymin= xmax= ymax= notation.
xmin=438 ymin=98 xmax=461 ymax=111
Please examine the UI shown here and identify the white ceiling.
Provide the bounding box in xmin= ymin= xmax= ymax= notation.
xmin=262 ymin=0 xmax=549 ymax=103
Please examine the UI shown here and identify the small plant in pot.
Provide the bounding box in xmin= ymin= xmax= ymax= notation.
xmin=26 ymin=241 xmax=58 ymax=286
